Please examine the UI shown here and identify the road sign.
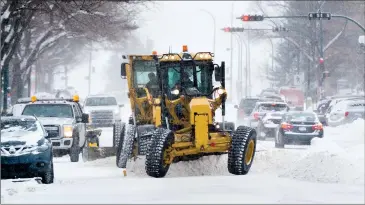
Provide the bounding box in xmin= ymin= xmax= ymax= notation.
xmin=293 ymin=73 xmax=304 ymax=86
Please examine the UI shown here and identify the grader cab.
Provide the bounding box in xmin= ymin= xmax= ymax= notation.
xmin=144 ymin=46 xmax=257 ymax=178
xmin=117 ymin=54 xmax=162 ymax=169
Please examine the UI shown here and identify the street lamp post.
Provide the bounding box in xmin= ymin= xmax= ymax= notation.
xmin=200 ymin=9 xmax=216 ymax=54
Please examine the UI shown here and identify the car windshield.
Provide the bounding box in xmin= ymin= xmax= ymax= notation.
xmin=1 ymin=118 xmax=41 ymax=134
xmin=22 ymin=104 xmax=73 ymax=118
xmin=284 ymin=112 xmax=317 ymax=122
xmin=258 ymin=103 xmax=287 ymax=112
xmin=85 ymin=97 xmax=117 ymax=106
xmin=132 ymin=60 xmax=157 ymax=87
xmin=347 ymin=101 xmax=365 ymax=111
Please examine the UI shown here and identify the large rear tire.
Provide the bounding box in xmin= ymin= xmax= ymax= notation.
xmin=228 ymin=126 xmax=257 ymax=175
xmin=116 ymin=125 xmax=135 ymax=168
xmin=145 ymin=128 xmax=174 ymax=178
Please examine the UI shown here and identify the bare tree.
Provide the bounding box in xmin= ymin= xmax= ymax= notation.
xmin=1 ymin=0 xmax=144 ymax=102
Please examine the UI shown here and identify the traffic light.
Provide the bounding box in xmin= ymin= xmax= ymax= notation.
xmin=308 ymin=12 xmax=331 ymax=20
xmin=240 ymin=15 xmax=264 ymax=21
xmin=221 ymin=27 xmax=244 ymax=32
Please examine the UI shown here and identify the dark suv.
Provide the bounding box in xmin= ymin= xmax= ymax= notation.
xmin=235 ymin=98 xmax=260 ymax=124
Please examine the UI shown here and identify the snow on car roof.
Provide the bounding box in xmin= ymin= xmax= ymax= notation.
xmin=257 ymin=101 xmax=287 ymax=105
xmin=86 ymin=94 xmax=117 ymax=98
xmin=1 ymin=115 xmax=37 ymax=121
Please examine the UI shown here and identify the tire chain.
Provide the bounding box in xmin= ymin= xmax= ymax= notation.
xmin=117 ymin=125 xmax=136 ymax=168
xmin=227 ymin=126 xmax=255 ymax=175
xmin=145 ymin=128 xmax=172 ymax=178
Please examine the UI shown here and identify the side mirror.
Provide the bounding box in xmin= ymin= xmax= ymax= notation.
xmin=214 ymin=65 xmax=222 ymax=82
xmin=81 ymin=113 xmax=89 ymax=123
xmin=118 ymin=104 xmax=124 ymax=108
xmin=121 ymin=63 xmax=127 ymax=78
xmin=234 ymin=105 xmax=238 ymax=109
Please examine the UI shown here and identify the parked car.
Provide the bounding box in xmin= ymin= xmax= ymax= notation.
xmin=248 ymin=101 xmax=289 ymax=129
xmin=275 ymin=111 xmax=323 ymax=148
xmin=1 ymin=116 xmax=54 ymax=184
xmin=323 ymin=96 xmax=364 ymax=125
xmin=234 ymin=98 xmax=260 ymax=124
xmin=256 ymin=111 xmax=285 ymax=140
xmin=326 ymin=99 xmax=365 ymax=127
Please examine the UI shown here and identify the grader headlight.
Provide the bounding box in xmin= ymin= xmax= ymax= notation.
xmin=171 ymin=89 xmax=180 ymax=95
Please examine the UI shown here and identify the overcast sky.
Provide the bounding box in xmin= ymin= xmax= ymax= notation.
xmin=56 ymin=1 xmax=280 ymax=103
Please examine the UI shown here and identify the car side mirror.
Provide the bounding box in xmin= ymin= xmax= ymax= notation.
xmin=81 ymin=113 xmax=89 ymax=123
xmin=121 ymin=63 xmax=128 ymax=78
xmin=119 ymin=104 xmax=124 ymax=108
xmin=234 ymin=105 xmax=238 ymax=109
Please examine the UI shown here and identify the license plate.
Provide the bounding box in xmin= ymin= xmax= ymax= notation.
xmin=298 ymin=127 xmax=306 ymax=131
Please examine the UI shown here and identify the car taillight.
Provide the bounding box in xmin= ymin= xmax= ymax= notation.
xmin=345 ymin=111 xmax=349 ymax=117
xmin=281 ymin=123 xmax=293 ymax=130
xmin=253 ymin=112 xmax=259 ymax=120
xmin=312 ymin=123 xmax=323 ymax=130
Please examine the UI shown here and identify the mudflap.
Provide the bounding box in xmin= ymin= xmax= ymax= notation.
xmin=136 ymin=124 xmax=156 ymax=155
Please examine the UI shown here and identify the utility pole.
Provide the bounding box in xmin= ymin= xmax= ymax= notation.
xmin=229 ymin=2 xmax=234 ymax=102
xmin=88 ymin=41 xmax=92 ymax=95
xmin=64 ymin=65 xmax=68 ymax=89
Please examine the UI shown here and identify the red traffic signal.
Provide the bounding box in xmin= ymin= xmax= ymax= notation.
xmin=319 ymin=57 xmax=324 ymax=64
xmin=240 ymin=14 xmax=264 ymax=21
xmin=242 ymin=15 xmax=249 ymax=21
xmin=223 ymin=27 xmax=231 ymax=32
xmin=221 ymin=27 xmax=244 ymax=32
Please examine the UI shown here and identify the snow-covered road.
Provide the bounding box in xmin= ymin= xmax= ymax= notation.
xmin=2 ymin=118 xmax=364 ymax=203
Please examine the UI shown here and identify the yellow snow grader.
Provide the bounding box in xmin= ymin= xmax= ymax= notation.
xmin=117 ymin=53 xmax=162 ymax=170
xmin=144 ymin=46 xmax=257 ymax=178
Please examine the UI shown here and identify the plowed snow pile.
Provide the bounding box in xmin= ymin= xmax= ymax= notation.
xmin=278 ymin=119 xmax=364 ymax=185
xmin=126 ymin=120 xmax=364 ymax=185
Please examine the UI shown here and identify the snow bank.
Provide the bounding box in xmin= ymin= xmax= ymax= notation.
xmin=123 ymin=120 xmax=364 ymax=185
xmin=278 ymin=119 xmax=364 ymax=185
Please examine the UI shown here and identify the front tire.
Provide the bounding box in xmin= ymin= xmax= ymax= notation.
xmin=70 ymin=131 xmax=80 ymax=162
xmin=145 ymin=128 xmax=174 ymax=178
xmin=41 ymin=162 xmax=54 ymax=184
xmin=228 ymin=126 xmax=257 ymax=175
xmin=116 ymin=125 xmax=135 ymax=168
xmin=115 ymin=125 xmax=126 ymax=166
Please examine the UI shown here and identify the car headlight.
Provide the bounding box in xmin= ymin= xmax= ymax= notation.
xmin=114 ymin=110 xmax=120 ymax=118
xmin=63 ymin=125 xmax=73 ymax=138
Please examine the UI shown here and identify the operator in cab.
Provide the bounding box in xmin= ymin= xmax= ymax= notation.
xmin=146 ymin=72 xmax=159 ymax=97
